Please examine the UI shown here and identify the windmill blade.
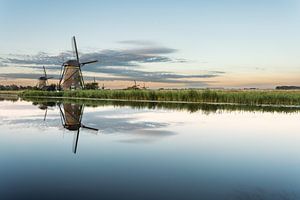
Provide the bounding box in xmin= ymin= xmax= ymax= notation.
xmin=43 ymin=66 xmax=47 ymax=78
xmin=72 ymin=129 xmax=80 ymax=154
xmin=58 ymin=65 xmax=66 ymax=89
xmin=59 ymin=64 xmax=64 ymax=78
xmin=58 ymin=104 xmax=66 ymax=125
xmin=79 ymin=105 xmax=84 ymax=124
xmin=72 ymin=36 xmax=80 ymax=63
xmin=43 ymin=107 xmax=48 ymax=121
xmin=78 ymin=69 xmax=85 ymax=88
xmin=81 ymin=60 xmax=98 ymax=66
xmin=81 ymin=124 xmax=98 ymax=131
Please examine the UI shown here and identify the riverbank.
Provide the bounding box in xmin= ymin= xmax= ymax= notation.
xmin=20 ymin=89 xmax=300 ymax=106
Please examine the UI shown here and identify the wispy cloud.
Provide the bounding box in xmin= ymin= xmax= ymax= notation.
xmin=1 ymin=48 xmax=175 ymax=67
xmin=118 ymin=40 xmax=158 ymax=46
xmin=0 ymin=41 xmax=225 ymax=85
xmin=0 ymin=69 xmax=222 ymax=85
xmin=1 ymin=52 xmax=65 ymax=66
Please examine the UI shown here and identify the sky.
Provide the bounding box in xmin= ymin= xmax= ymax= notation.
xmin=0 ymin=0 xmax=299 ymax=88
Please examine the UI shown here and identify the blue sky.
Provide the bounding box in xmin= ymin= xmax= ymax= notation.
xmin=0 ymin=0 xmax=299 ymax=88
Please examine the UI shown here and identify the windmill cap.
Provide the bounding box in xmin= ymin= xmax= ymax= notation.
xmin=64 ymin=60 xmax=80 ymax=67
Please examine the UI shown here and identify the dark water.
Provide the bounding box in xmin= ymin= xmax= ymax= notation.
xmin=0 ymin=98 xmax=299 ymax=200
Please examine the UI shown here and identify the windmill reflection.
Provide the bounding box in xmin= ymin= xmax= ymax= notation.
xmin=38 ymin=102 xmax=98 ymax=154
xmin=58 ymin=103 xmax=98 ymax=153
xmin=33 ymin=101 xmax=56 ymax=121
xmin=39 ymin=104 xmax=49 ymax=121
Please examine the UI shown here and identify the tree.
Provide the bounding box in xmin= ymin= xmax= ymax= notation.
xmin=85 ymin=82 xmax=99 ymax=90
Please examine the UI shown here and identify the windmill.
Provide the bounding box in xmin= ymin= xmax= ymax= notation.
xmin=134 ymin=80 xmax=139 ymax=88
xmin=58 ymin=36 xmax=98 ymax=90
xmin=38 ymin=66 xmax=53 ymax=89
xmin=127 ymin=80 xmax=140 ymax=90
xmin=58 ymin=103 xmax=98 ymax=154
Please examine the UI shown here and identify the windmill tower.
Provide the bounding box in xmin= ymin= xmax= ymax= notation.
xmin=58 ymin=103 xmax=98 ymax=153
xmin=59 ymin=36 xmax=98 ymax=90
xmin=132 ymin=80 xmax=140 ymax=89
xmin=38 ymin=66 xmax=53 ymax=89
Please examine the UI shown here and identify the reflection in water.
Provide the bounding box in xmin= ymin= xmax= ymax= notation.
xmin=24 ymin=96 xmax=300 ymax=114
xmin=39 ymin=102 xmax=99 ymax=154
xmin=0 ymin=98 xmax=300 ymax=199
xmin=0 ymin=94 xmax=18 ymax=102
xmin=25 ymin=97 xmax=300 ymax=153
xmin=58 ymin=103 xmax=98 ymax=153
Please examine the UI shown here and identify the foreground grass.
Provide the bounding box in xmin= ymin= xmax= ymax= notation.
xmin=20 ymin=89 xmax=300 ymax=106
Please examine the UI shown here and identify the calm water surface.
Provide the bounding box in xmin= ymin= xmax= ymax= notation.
xmin=0 ymin=99 xmax=299 ymax=200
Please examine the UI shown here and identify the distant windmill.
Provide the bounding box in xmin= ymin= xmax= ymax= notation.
xmin=36 ymin=101 xmax=56 ymax=121
xmin=128 ymin=80 xmax=140 ymax=90
xmin=134 ymin=80 xmax=139 ymax=88
xmin=58 ymin=103 xmax=98 ymax=154
xmin=38 ymin=66 xmax=53 ymax=89
xmin=58 ymin=36 xmax=98 ymax=90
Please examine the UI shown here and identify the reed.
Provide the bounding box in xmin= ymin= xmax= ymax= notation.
xmin=21 ymin=89 xmax=300 ymax=106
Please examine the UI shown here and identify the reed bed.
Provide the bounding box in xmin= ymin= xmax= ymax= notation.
xmin=21 ymin=89 xmax=300 ymax=106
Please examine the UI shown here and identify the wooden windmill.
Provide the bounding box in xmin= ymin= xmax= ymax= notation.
xmin=58 ymin=36 xmax=98 ymax=90
xmin=38 ymin=66 xmax=53 ymax=89
xmin=58 ymin=103 xmax=98 ymax=154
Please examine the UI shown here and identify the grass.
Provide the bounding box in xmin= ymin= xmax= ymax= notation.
xmin=22 ymin=97 xmax=300 ymax=114
xmin=20 ymin=89 xmax=300 ymax=106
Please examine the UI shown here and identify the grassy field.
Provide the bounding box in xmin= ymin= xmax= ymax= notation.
xmin=20 ymin=89 xmax=300 ymax=106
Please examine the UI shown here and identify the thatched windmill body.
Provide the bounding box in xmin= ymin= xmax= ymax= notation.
xmin=59 ymin=36 xmax=98 ymax=90
xmin=38 ymin=66 xmax=53 ymax=89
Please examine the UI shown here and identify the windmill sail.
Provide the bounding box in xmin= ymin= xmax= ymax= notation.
xmin=43 ymin=66 xmax=47 ymax=78
xmin=72 ymin=129 xmax=80 ymax=154
xmin=72 ymin=36 xmax=80 ymax=63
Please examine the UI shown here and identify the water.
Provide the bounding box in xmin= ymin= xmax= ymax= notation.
xmin=0 ymin=98 xmax=299 ymax=200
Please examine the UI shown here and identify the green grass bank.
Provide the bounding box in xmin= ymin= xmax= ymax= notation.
xmin=20 ymin=89 xmax=300 ymax=106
